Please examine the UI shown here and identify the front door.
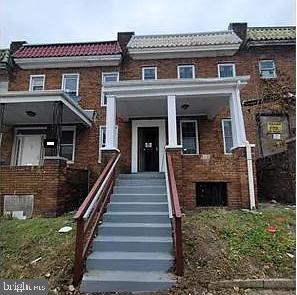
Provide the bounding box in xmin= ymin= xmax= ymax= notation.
xmin=138 ymin=127 xmax=159 ymax=172
xmin=16 ymin=135 xmax=43 ymax=166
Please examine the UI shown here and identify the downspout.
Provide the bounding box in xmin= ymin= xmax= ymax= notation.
xmin=245 ymin=141 xmax=256 ymax=210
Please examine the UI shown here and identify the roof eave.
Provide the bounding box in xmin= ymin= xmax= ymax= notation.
xmin=128 ymin=44 xmax=241 ymax=60
xmin=14 ymin=54 xmax=122 ymax=69
xmin=247 ymin=39 xmax=296 ymax=47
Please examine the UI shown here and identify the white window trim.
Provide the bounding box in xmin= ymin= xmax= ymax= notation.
xmin=101 ymin=72 xmax=119 ymax=106
xmin=222 ymin=118 xmax=233 ymax=155
xmin=180 ymin=119 xmax=199 ymax=155
xmin=98 ymin=125 xmax=118 ymax=163
xmin=142 ymin=66 xmax=157 ymax=80
xmin=177 ymin=65 xmax=195 ymax=79
xmin=217 ymin=63 xmax=236 ymax=78
xmin=61 ymin=73 xmax=80 ymax=96
xmin=60 ymin=126 xmax=76 ymax=164
xmin=29 ymin=74 xmax=45 ymax=91
xmin=258 ymin=60 xmax=277 ymax=79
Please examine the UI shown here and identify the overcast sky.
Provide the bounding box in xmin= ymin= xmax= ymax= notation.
xmin=0 ymin=0 xmax=295 ymax=48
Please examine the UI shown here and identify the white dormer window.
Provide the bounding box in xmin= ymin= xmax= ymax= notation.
xmin=101 ymin=72 xmax=119 ymax=106
xmin=177 ymin=65 xmax=195 ymax=79
xmin=142 ymin=67 xmax=157 ymax=80
xmin=259 ymin=60 xmax=277 ymax=79
xmin=62 ymin=73 xmax=79 ymax=97
xmin=218 ymin=64 xmax=236 ymax=78
xmin=29 ymin=75 xmax=45 ymax=91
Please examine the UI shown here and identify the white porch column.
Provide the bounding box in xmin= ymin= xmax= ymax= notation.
xmin=167 ymin=95 xmax=178 ymax=147
xmin=229 ymin=83 xmax=247 ymax=148
xmin=105 ymin=95 xmax=116 ymax=150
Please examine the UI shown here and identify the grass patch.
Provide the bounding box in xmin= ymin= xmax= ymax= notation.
xmin=180 ymin=205 xmax=295 ymax=288
xmin=0 ymin=214 xmax=75 ymax=290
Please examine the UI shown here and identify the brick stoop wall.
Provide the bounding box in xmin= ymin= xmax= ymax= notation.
xmin=167 ymin=147 xmax=257 ymax=209
xmin=0 ymin=158 xmax=89 ymax=216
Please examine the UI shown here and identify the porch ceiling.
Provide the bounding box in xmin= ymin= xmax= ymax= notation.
xmin=117 ymin=95 xmax=229 ymax=119
xmin=0 ymin=91 xmax=93 ymax=127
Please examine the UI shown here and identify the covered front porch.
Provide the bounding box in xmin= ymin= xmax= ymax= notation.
xmin=102 ymin=77 xmax=256 ymax=209
xmin=0 ymin=91 xmax=93 ymax=216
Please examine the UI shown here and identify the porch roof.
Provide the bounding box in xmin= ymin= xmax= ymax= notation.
xmin=103 ymin=76 xmax=250 ymax=119
xmin=103 ymin=76 xmax=250 ymax=98
xmin=0 ymin=91 xmax=93 ymax=127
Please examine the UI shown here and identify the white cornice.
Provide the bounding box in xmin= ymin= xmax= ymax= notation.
xmin=14 ymin=54 xmax=122 ymax=69
xmin=103 ymin=76 xmax=250 ymax=98
xmin=128 ymin=44 xmax=240 ymax=60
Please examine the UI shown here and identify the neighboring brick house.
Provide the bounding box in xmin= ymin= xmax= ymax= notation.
xmin=0 ymin=23 xmax=295 ymax=216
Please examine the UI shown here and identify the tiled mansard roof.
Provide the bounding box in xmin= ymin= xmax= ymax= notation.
xmin=127 ymin=31 xmax=242 ymax=49
xmin=247 ymin=26 xmax=295 ymax=41
xmin=13 ymin=41 xmax=122 ymax=58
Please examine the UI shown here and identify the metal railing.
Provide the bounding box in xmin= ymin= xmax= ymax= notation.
xmin=73 ymin=153 xmax=121 ymax=285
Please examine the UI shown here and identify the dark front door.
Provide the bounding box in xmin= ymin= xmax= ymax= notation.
xmin=138 ymin=127 xmax=159 ymax=172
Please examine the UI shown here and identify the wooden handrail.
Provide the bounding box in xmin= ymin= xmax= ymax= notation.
xmin=166 ymin=153 xmax=184 ymax=276
xmin=73 ymin=153 xmax=120 ymax=286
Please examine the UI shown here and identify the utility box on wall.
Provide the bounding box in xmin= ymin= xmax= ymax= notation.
xmin=257 ymin=115 xmax=290 ymax=157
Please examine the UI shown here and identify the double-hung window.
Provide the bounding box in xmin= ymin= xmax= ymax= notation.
xmin=101 ymin=72 xmax=119 ymax=106
xmin=142 ymin=67 xmax=157 ymax=80
xmin=29 ymin=75 xmax=45 ymax=91
xmin=62 ymin=74 xmax=79 ymax=98
xmin=60 ymin=128 xmax=76 ymax=162
xmin=259 ymin=60 xmax=277 ymax=79
xmin=222 ymin=119 xmax=233 ymax=154
xmin=218 ymin=64 xmax=236 ymax=78
xmin=180 ymin=120 xmax=198 ymax=154
xmin=177 ymin=65 xmax=195 ymax=79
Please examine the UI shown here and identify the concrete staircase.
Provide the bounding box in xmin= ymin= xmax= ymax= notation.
xmin=80 ymin=172 xmax=174 ymax=293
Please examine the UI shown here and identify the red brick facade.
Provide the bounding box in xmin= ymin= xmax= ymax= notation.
xmin=0 ymin=29 xmax=295 ymax=215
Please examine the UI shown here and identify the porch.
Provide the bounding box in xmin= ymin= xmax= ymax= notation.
xmin=0 ymin=90 xmax=93 ymax=216
xmin=102 ymin=77 xmax=256 ymax=209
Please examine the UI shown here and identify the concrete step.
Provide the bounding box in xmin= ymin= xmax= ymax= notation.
xmin=113 ymin=186 xmax=166 ymax=194
xmin=86 ymin=251 xmax=174 ymax=271
xmin=118 ymin=173 xmax=165 ymax=180
xmin=107 ymin=202 xmax=168 ymax=212
xmin=111 ymin=193 xmax=167 ymax=203
xmin=103 ymin=211 xmax=170 ymax=223
xmin=116 ymin=179 xmax=166 ymax=186
xmin=93 ymin=235 xmax=173 ymax=252
xmin=81 ymin=270 xmax=174 ymax=292
xmin=98 ymin=222 xmax=172 ymax=236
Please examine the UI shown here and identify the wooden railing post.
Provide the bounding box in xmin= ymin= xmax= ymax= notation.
xmin=73 ymin=218 xmax=85 ymax=286
xmin=175 ymin=217 xmax=184 ymax=276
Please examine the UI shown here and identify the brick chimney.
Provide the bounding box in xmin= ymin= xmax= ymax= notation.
xmin=228 ymin=23 xmax=247 ymax=41
xmin=10 ymin=41 xmax=27 ymax=54
xmin=117 ymin=32 xmax=134 ymax=52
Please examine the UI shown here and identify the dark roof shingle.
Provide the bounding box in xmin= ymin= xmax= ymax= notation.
xmin=13 ymin=41 xmax=122 ymax=58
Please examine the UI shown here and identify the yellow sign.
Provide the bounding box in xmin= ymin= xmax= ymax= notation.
xmin=267 ymin=122 xmax=283 ymax=133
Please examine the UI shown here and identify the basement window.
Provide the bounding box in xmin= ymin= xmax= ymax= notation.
xmin=196 ymin=182 xmax=227 ymax=207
